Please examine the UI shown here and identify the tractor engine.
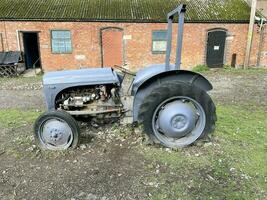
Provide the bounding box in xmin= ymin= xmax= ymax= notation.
xmin=55 ymin=85 xmax=123 ymax=124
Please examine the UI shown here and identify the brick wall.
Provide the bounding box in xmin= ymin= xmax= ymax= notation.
xmin=0 ymin=21 xmax=265 ymax=71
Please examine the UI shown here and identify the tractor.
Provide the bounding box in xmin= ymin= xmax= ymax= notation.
xmin=34 ymin=4 xmax=216 ymax=150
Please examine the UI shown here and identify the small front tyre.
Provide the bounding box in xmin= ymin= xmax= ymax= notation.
xmin=34 ymin=110 xmax=80 ymax=150
xmin=138 ymin=81 xmax=216 ymax=148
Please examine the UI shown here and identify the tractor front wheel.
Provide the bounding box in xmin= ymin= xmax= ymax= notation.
xmin=138 ymin=81 xmax=216 ymax=148
xmin=34 ymin=110 xmax=80 ymax=150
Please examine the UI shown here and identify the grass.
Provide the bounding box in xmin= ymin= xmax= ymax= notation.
xmin=205 ymin=66 xmax=267 ymax=75
xmin=0 ymin=109 xmax=41 ymax=128
xmin=0 ymin=109 xmax=40 ymax=158
xmin=0 ymin=108 xmax=76 ymax=159
xmin=192 ymin=64 xmax=267 ymax=75
xmin=141 ymin=104 xmax=267 ymax=200
xmin=192 ymin=65 xmax=210 ymax=73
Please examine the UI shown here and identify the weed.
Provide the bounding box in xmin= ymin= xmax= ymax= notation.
xmin=192 ymin=65 xmax=209 ymax=73
xmin=0 ymin=109 xmax=41 ymax=128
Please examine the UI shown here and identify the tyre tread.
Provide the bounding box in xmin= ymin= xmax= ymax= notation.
xmin=138 ymin=80 xmax=216 ymax=146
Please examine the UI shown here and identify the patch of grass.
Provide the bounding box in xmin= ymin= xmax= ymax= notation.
xmin=140 ymin=105 xmax=267 ymax=199
xmin=192 ymin=65 xmax=210 ymax=73
xmin=0 ymin=108 xmax=76 ymax=159
xmin=0 ymin=109 xmax=40 ymax=158
xmin=216 ymin=105 xmax=267 ymax=182
xmin=204 ymin=66 xmax=267 ymax=75
xmin=0 ymin=108 xmax=41 ymax=128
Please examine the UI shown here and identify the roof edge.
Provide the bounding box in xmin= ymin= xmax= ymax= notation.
xmin=0 ymin=18 xmax=250 ymax=24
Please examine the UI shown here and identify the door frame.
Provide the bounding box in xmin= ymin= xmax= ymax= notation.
xmin=19 ymin=31 xmax=42 ymax=69
xmin=205 ymin=28 xmax=228 ymax=67
xmin=0 ymin=33 xmax=4 ymax=52
xmin=100 ymin=27 xmax=124 ymax=68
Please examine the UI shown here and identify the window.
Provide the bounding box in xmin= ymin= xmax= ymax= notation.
xmin=152 ymin=30 xmax=167 ymax=53
xmin=51 ymin=30 xmax=72 ymax=53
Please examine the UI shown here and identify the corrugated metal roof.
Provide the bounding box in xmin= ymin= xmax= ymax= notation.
xmin=0 ymin=0 xmax=252 ymax=22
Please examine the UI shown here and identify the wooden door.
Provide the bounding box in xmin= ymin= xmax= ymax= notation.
xmin=102 ymin=29 xmax=123 ymax=67
xmin=206 ymin=30 xmax=226 ymax=68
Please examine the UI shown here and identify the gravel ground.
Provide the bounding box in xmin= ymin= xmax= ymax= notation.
xmin=0 ymin=90 xmax=45 ymax=109
xmin=1 ymin=69 xmax=266 ymax=110
xmin=0 ymin=77 xmax=44 ymax=109
xmin=0 ymin=69 xmax=266 ymax=200
xmin=206 ymin=69 xmax=267 ymax=107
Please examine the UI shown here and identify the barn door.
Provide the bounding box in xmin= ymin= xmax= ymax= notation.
xmin=101 ymin=28 xmax=123 ymax=67
xmin=206 ymin=30 xmax=226 ymax=68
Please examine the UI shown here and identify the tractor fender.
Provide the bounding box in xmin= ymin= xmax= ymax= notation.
xmin=132 ymin=64 xmax=212 ymax=95
xmin=132 ymin=65 xmax=213 ymax=122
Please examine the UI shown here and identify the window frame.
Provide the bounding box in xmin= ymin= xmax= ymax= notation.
xmin=151 ymin=30 xmax=168 ymax=54
xmin=50 ymin=30 xmax=73 ymax=54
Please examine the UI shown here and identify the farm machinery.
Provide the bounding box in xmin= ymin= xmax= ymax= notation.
xmin=34 ymin=4 xmax=216 ymax=150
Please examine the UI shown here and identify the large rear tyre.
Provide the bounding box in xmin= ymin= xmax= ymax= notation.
xmin=138 ymin=81 xmax=216 ymax=148
xmin=34 ymin=110 xmax=80 ymax=150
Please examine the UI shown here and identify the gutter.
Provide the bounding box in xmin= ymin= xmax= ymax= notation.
xmin=0 ymin=18 xmax=250 ymax=24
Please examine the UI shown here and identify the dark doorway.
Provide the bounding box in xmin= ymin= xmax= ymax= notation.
xmin=206 ymin=30 xmax=226 ymax=68
xmin=22 ymin=32 xmax=41 ymax=69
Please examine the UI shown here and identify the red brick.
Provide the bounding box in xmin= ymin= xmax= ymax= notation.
xmin=0 ymin=21 xmax=265 ymax=72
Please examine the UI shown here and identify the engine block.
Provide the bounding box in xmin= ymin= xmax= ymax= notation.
xmin=55 ymin=85 xmax=124 ymax=124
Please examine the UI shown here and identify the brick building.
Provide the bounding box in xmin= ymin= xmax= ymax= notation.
xmin=0 ymin=0 xmax=266 ymax=72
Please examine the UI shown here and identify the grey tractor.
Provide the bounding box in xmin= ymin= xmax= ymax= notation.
xmin=34 ymin=4 xmax=216 ymax=150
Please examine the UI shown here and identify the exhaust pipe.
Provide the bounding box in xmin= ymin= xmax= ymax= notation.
xmin=165 ymin=4 xmax=186 ymax=71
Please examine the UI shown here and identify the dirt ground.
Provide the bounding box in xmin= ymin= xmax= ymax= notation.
xmin=206 ymin=69 xmax=267 ymax=107
xmin=0 ymin=69 xmax=266 ymax=200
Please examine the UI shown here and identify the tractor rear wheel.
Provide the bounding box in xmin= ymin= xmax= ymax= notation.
xmin=34 ymin=110 xmax=80 ymax=150
xmin=138 ymin=81 xmax=216 ymax=148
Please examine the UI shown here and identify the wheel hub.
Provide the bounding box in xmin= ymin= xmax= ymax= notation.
xmin=171 ymin=115 xmax=187 ymax=129
xmin=50 ymin=129 xmax=63 ymax=141
xmin=41 ymin=119 xmax=72 ymax=147
xmin=158 ymin=101 xmax=197 ymax=138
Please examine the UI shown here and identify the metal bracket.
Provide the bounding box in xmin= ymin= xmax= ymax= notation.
xmin=165 ymin=4 xmax=186 ymax=70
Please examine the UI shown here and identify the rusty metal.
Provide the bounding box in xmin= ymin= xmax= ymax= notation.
xmin=66 ymin=108 xmax=124 ymax=116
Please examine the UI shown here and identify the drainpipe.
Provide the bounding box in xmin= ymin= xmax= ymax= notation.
xmin=244 ymin=0 xmax=257 ymax=69
xmin=256 ymin=17 xmax=266 ymax=66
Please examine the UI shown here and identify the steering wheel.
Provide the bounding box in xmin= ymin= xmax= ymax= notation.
xmin=113 ymin=65 xmax=136 ymax=76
